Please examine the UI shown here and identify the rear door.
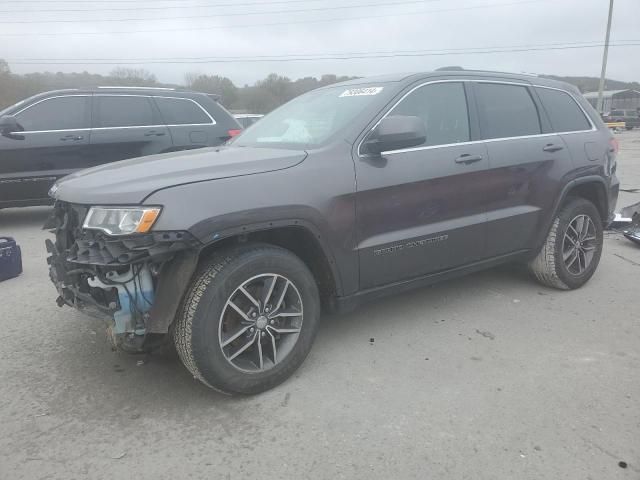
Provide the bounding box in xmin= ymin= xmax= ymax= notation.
xmin=355 ymin=81 xmax=492 ymax=289
xmin=152 ymin=96 xmax=218 ymax=150
xmin=473 ymin=81 xmax=574 ymax=257
xmin=0 ymin=95 xmax=91 ymax=205
xmin=89 ymin=95 xmax=172 ymax=165
xmin=535 ymin=85 xmax=605 ymax=178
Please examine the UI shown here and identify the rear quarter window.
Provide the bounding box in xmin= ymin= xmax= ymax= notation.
xmin=537 ymin=88 xmax=592 ymax=132
xmin=154 ymin=97 xmax=214 ymax=125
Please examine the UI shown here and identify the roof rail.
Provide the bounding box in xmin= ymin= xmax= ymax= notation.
xmin=96 ymin=86 xmax=176 ymax=90
xmin=434 ymin=67 xmax=539 ymax=77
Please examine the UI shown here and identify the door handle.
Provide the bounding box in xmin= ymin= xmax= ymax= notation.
xmin=144 ymin=130 xmax=166 ymax=137
xmin=455 ymin=154 xmax=483 ymax=165
xmin=542 ymin=143 xmax=564 ymax=153
xmin=60 ymin=135 xmax=83 ymax=141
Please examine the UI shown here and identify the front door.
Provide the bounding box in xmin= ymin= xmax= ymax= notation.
xmin=0 ymin=95 xmax=91 ymax=205
xmin=355 ymin=81 xmax=492 ymax=290
xmin=89 ymin=95 xmax=172 ymax=166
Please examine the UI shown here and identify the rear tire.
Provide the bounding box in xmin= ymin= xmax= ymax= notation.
xmin=528 ymin=197 xmax=603 ymax=290
xmin=174 ymin=244 xmax=320 ymax=395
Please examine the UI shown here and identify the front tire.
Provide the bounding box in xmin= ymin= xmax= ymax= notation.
xmin=528 ymin=197 xmax=603 ymax=290
xmin=174 ymin=244 xmax=320 ymax=394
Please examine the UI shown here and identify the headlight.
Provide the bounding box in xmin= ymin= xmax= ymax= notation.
xmin=48 ymin=183 xmax=59 ymax=199
xmin=82 ymin=206 xmax=162 ymax=235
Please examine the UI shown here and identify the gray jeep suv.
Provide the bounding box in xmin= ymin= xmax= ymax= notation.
xmin=45 ymin=70 xmax=619 ymax=394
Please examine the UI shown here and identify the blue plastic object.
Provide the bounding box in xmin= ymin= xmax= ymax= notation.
xmin=0 ymin=237 xmax=23 ymax=282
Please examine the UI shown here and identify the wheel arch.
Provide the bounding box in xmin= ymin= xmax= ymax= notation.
xmin=531 ymin=176 xmax=609 ymax=256
xmin=197 ymin=221 xmax=343 ymax=305
xmin=558 ymin=176 xmax=609 ymax=224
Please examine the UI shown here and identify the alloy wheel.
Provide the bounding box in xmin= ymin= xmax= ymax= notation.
xmin=218 ymin=274 xmax=304 ymax=372
xmin=562 ymin=214 xmax=597 ymax=275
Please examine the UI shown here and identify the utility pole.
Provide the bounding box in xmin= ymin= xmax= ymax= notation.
xmin=596 ymin=0 xmax=614 ymax=113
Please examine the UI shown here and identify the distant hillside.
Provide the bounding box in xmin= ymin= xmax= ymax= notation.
xmin=541 ymin=75 xmax=640 ymax=93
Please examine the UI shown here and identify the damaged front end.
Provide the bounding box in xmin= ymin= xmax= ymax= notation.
xmin=45 ymin=202 xmax=200 ymax=352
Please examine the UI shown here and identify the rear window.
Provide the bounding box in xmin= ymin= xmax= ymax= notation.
xmin=536 ymin=88 xmax=591 ymax=133
xmin=610 ymin=110 xmax=624 ymax=116
xmin=475 ymin=83 xmax=541 ymax=139
xmin=154 ymin=97 xmax=213 ymax=125
xmin=95 ymin=95 xmax=155 ymax=128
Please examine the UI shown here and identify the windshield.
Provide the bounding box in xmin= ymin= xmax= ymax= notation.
xmin=232 ymin=85 xmax=386 ymax=149
xmin=0 ymin=94 xmax=41 ymax=117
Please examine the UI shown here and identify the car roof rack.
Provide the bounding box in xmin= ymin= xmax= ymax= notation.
xmin=434 ymin=66 xmax=538 ymax=77
xmin=96 ymin=86 xmax=176 ymax=90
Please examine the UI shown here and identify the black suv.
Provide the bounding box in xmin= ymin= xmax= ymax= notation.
xmin=45 ymin=71 xmax=619 ymax=394
xmin=0 ymin=87 xmax=241 ymax=208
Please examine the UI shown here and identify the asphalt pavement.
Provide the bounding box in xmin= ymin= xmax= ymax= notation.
xmin=1 ymin=131 xmax=639 ymax=480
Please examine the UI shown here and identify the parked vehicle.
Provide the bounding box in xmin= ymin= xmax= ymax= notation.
xmin=0 ymin=87 xmax=241 ymax=208
xmin=234 ymin=113 xmax=264 ymax=128
xmin=45 ymin=71 xmax=619 ymax=394
xmin=602 ymin=109 xmax=640 ymax=130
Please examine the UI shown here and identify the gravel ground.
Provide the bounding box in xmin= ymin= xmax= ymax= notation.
xmin=1 ymin=131 xmax=639 ymax=480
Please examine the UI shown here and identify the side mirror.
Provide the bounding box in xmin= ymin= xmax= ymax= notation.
xmin=363 ymin=115 xmax=426 ymax=155
xmin=0 ymin=115 xmax=22 ymax=136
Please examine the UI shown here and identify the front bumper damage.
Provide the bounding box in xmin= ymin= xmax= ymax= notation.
xmin=45 ymin=201 xmax=200 ymax=352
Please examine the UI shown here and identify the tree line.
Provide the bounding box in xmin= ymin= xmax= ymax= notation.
xmin=0 ymin=60 xmax=356 ymax=113
xmin=1 ymin=59 xmax=638 ymax=114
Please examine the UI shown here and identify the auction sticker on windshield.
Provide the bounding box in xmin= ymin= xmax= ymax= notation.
xmin=339 ymin=87 xmax=383 ymax=97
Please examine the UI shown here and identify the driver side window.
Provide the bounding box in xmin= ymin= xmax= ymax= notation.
xmin=15 ymin=96 xmax=90 ymax=132
xmin=389 ymin=82 xmax=470 ymax=147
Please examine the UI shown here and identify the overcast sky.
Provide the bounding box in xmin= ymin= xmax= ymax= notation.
xmin=2 ymin=0 xmax=639 ymax=86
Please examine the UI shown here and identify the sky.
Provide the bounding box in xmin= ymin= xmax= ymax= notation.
xmin=1 ymin=0 xmax=639 ymax=86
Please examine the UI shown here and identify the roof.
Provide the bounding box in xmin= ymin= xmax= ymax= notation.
xmin=23 ymin=87 xmax=219 ymax=99
xmin=583 ymin=89 xmax=640 ymax=99
xmin=325 ymin=69 xmax=580 ymax=93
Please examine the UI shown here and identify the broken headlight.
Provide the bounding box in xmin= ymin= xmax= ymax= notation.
xmin=82 ymin=206 xmax=162 ymax=236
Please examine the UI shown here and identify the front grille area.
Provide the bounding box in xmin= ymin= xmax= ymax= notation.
xmin=45 ymin=201 xmax=200 ymax=266
xmin=44 ymin=201 xmax=200 ymax=312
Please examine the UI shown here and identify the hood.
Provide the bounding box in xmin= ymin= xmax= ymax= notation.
xmin=54 ymin=145 xmax=307 ymax=205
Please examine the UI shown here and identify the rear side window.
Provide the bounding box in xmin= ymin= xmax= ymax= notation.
xmin=389 ymin=82 xmax=470 ymax=147
xmin=15 ymin=96 xmax=89 ymax=131
xmin=536 ymin=88 xmax=591 ymax=132
xmin=95 ymin=95 xmax=155 ymax=128
xmin=154 ymin=97 xmax=213 ymax=125
xmin=475 ymin=83 xmax=541 ymax=139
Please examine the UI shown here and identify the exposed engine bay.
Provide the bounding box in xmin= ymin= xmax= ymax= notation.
xmin=44 ymin=201 xmax=199 ymax=352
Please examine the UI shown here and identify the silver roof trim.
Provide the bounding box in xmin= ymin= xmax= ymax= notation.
xmin=96 ymin=86 xmax=176 ymax=91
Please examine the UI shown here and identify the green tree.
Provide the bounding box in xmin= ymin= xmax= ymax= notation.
xmin=185 ymin=73 xmax=238 ymax=108
xmin=109 ymin=67 xmax=157 ymax=86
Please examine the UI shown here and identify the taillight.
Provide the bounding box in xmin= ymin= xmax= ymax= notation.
xmin=609 ymin=137 xmax=619 ymax=154
xmin=227 ymin=129 xmax=242 ymax=137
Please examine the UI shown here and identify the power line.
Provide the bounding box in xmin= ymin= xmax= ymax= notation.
xmin=5 ymin=0 xmax=301 ymax=2
xmin=0 ymin=0 xmax=446 ymax=22
xmin=1 ymin=0 xmax=438 ymax=13
xmin=9 ymin=40 xmax=633 ymax=61
xmin=0 ymin=0 xmax=547 ymax=35
xmin=5 ymin=42 xmax=639 ymax=65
